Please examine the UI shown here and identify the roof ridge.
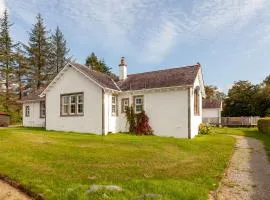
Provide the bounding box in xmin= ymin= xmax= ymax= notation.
xmin=127 ymin=64 xmax=199 ymax=76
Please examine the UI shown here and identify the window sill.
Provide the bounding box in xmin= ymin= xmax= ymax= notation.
xmin=60 ymin=114 xmax=84 ymax=117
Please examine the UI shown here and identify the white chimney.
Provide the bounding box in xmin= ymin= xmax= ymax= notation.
xmin=119 ymin=57 xmax=127 ymax=80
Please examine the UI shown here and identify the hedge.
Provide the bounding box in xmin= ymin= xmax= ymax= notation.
xmin=258 ymin=118 xmax=270 ymax=135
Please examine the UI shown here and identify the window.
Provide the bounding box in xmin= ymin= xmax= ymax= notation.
xmin=25 ymin=105 xmax=30 ymax=117
xmin=40 ymin=101 xmax=46 ymax=118
xmin=77 ymin=94 xmax=84 ymax=114
xmin=60 ymin=93 xmax=84 ymax=116
xmin=121 ymin=98 xmax=129 ymax=113
xmin=134 ymin=96 xmax=143 ymax=113
xmin=112 ymin=95 xmax=118 ymax=116
xmin=194 ymin=87 xmax=200 ymax=115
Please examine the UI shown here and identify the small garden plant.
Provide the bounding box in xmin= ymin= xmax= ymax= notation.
xmin=125 ymin=106 xmax=153 ymax=135
xmin=199 ymin=123 xmax=212 ymax=135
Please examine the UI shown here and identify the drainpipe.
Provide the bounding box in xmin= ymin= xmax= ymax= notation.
xmin=102 ymin=89 xmax=105 ymax=136
xmin=188 ymin=87 xmax=191 ymax=139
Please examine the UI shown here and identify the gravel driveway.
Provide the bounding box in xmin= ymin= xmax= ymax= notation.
xmin=215 ymin=135 xmax=270 ymax=200
xmin=0 ymin=181 xmax=30 ymax=200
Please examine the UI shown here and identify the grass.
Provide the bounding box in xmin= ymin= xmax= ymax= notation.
xmin=213 ymin=127 xmax=270 ymax=160
xmin=0 ymin=128 xmax=235 ymax=200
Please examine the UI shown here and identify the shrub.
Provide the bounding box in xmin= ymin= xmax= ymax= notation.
xmin=135 ymin=111 xmax=153 ymax=135
xmin=125 ymin=106 xmax=136 ymax=133
xmin=258 ymin=118 xmax=270 ymax=135
xmin=125 ymin=107 xmax=153 ymax=135
xmin=199 ymin=123 xmax=212 ymax=135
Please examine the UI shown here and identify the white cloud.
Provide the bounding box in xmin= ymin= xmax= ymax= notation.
xmin=6 ymin=0 xmax=270 ymax=64
xmin=0 ymin=0 xmax=5 ymax=14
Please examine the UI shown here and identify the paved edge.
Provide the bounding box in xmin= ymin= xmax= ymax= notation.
xmin=0 ymin=174 xmax=44 ymax=200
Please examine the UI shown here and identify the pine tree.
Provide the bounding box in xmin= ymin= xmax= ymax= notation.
xmin=50 ymin=26 xmax=69 ymax=76
xmin=85 ymin=52 xmax=111 ymax=74
xmin=25 ymin=13 xmax=51 ymax=89
xmin=0 ymin=9 xmax=16 ymax=111
xmin=14 ymin=44 xmax=28 ymax=99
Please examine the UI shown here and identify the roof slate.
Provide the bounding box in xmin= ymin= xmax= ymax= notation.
xmin=117 ymin=65 xmax=200 ymax=91
xmin=202 ymin=99 xmax=222 ymax=109
xmin=20 ymin=88 xmax=45 ymax=102
xmin=20 ymin=62 xmax=201 ymax=101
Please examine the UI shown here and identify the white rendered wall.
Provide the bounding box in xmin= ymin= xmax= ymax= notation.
xmin=116 ymin=89 xmax=189 ymax=138
xmin=190 ymin=74 xmax=203 ymax=138
xmin=46 ymin=66 xmax=103 ymax=134
xmin=202 ymin=108 xmax=220 ymax=118
xmin=23 ymin=102 xmax=45 ymax=127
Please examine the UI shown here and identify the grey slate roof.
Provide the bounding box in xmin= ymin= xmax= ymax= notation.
xmin=202 ymin=99 xmax=222 ymax=109
xmin=71 ymin=63 xmax=120 ymax=91
xmin=117 ymin=65 xmax=200 ymax=91
xmin=20 ymin=88 xmax=45 ymax=102
xmin=20 ymin=62 xmax=201 ymax=101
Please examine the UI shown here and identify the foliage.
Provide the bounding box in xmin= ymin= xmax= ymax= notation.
xmin=204 ymin=85 xmax=226 ymax=100
xmin=125 ymin=106 xmax=136 ymax=133
xmin=135 ymin=110 xmax=153 ymax=135
xmin=263 ymin=74 xmax=270 ymax=86
xmin=258 ymin=118 xmax=270 ymax=135
xmin=125 ymin=107 xmax=153 ymax=135
xmin=0 ymin=9 xmax=17 ymax=111
xmin=198 ymin=123 xmax=212 ymax=135
xmin=0 ymin=127 xmax=235 ymax=200
xmin=222 ymin=81 xmax=259 ymax=117
xmin=24 ymin=13 xmax=51 ymax=89
xmin=50 ymin=26 xmax=69 ymax=75
xmin=85 ymin=52 xmax=111 ymax=74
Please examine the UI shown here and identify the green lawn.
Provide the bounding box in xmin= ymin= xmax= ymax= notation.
xmin=213 ymin=127 xmax=270 ymax=160
xmin=0 ymin=128 xmax=235 ymax=200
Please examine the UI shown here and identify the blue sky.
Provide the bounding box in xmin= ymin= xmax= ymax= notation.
xmin=1 ymin=0 xmax=270 ymax=92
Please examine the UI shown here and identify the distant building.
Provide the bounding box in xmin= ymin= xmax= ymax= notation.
xmin=202 ymin=99 xmax=222 ymax=125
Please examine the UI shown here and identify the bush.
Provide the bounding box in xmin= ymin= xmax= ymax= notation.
xmin=136 ymin=111 xmax=153 ymax=135
xmin=199 ymin=123 xmax=212 ymax=135
xmin=258 ymin=118 xmax=270 ymax=135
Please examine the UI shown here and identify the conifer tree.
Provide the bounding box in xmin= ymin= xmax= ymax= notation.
xmin=50 ymin=26 xmax=69 ymax=75
xmin=25 ymin=13 xmax=51 ymax=89
xmin=85 ymin=52 xmax=111 ymax=74
xmin=0 ymin=9 xmax=16 ymax=111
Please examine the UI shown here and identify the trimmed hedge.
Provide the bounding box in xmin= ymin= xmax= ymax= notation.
xmin=258 ymin=118 xmax=270 ymax=135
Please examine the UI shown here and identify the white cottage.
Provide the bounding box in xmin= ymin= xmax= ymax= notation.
xmin=202 ymin=99 xmax=223 ymax=125
xmin=20 ymin=58 xmax=205 ymax=138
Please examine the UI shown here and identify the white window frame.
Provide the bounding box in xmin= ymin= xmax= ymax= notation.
xmin=77 ymin=94 xmax=84 ymax=114
xmin=69 ymin=95 xmax=76 ymax=115
xmin=25 ymin=105 xmax=30 ymax=117
xmin=134 ymin=96 xmax=143 ymax=114
xmin=121 ymin=98 xmax=129 ymax=113
xmin=60 ymin=93 xmax=84 ymax=116
xmin=40 ymin=101 xmax=46 ymax=118
xmin=62 ymin=96 xmax=69 ymax=116
xmin=112 ymin=95 xmax=118 ymax=116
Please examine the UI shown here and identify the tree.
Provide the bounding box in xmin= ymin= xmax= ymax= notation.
xmin=85 ymin=52 xmax=111 ymax=74
xmin=222 ymin=81 xmax=259 ymax=117
xmin=50 ymin=26 xmax=69 ymax=76
xmin=204 ymin=85 xmax=226 ymax=100
xmin=263 ymin=74 xmax=270 ymax=86
xmin=0 ymin=9 xmax=16 ymax=111
xmin=14 ymin=43 xmax=28 ymax=99
xmin=25 ymin=13 xmax=51 ymax=89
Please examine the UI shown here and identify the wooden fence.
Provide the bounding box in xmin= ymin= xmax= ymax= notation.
xmin=203 ymin=116 xmax=260 ymax=126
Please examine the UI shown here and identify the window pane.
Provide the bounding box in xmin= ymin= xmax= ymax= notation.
xmin=112 ymin=96 xmax=116 ymax=104
xmin=64 ymin=105 xmax=69 ymax=114
xmin=78 ymin=104 xmax=84 ymax=113
xmin=70 ymin=104 xmax=76 ymax=114
xmin=70 ymin=96 xmax=76 ymax=103
xmin=78 ymin=95 xmax=83 ymax=103
xmin=136 ymin=98 xmax=142 ymax=104
xmin=63 ymin=96 xmax=69 ymax=104
xmin=136 ymin=105 xmax=142 ymax=112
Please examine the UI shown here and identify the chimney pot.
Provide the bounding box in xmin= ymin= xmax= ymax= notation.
xmin=119 ymin=57 xmax=127 ymax=80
